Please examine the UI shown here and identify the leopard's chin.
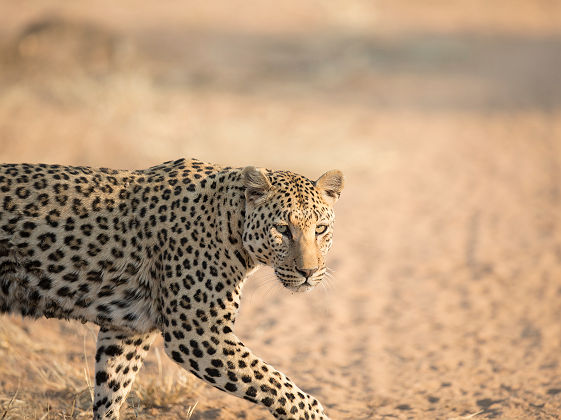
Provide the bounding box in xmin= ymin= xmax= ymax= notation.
xmin=287 ymin=281 xmax=315 ymax=293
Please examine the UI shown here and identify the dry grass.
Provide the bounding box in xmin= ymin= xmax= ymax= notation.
xmin=131 ymin=348 xmax=196 ymax=412
xmin=0 ymin=319 xmax=199 ymax=419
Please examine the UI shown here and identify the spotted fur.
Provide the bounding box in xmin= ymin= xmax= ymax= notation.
xmin=0 ymin=158 xmax=344 ymax=419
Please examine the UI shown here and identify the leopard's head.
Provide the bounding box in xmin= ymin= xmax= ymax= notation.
xmin=241 ymin=166 xmax=344 ymax=292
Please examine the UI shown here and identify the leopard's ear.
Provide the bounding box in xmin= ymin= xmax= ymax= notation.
xmin=315 ymin=170 xmax=344 ymax=205
xmin=242 ymin=166 xmax=272 ymax=204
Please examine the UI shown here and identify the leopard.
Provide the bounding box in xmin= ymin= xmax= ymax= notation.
xmin=0 ymin=158 xmax=344 ymax=419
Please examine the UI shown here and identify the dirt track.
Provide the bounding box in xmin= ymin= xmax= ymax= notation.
xmin=1 ymin=2 xmax=561 ymax=419
xmin=230 ymin=132 xmax=561 ymax=420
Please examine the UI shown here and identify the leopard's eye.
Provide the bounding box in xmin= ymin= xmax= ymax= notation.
xmin=275 ymin=224 xmax=290 ymax=236
xmin=315 ymin=224 xmax=328 ymax=235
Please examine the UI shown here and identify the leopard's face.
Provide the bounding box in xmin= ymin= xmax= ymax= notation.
xmin=241 ymin=167 xmax=343 ymax=292
xmin=268 ymin=206 xmax=335 ymax=292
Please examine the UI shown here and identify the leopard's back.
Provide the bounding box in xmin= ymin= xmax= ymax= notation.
xmin=0 ymin=162 xmax=160 ymax=331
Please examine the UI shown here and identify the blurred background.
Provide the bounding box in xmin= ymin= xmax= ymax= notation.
xmin=1 ymin=1 xmax=561 ymax=419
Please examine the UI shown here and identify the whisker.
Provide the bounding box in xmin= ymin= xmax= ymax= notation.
xmin=255 ymin=276 xmax=277 ymax=287
xmin=246 ymin=273 xmax=279 ymax=302
xmin=263 ymin=282 xmax=279 ymax=299
xmin=318 ymin=281 xmax=333 ymax=317
xmin=323 ymin=273 xmax=337 ymax=292
xmin=324 ymin=273 xmax=336 ymax=284
xmin=253 ymin=279 xmax=278 ymax=297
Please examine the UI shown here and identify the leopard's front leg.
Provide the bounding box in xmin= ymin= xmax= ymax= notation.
xmin=161 ymin=318 xmax=329 ymax=419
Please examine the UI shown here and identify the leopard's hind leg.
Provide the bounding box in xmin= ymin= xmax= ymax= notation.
xmin=93 ymin=328 xmax=157 ymax=420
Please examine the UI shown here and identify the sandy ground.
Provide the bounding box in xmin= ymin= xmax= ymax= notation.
xmin=1 ymin=1 xmax=561 ymax=419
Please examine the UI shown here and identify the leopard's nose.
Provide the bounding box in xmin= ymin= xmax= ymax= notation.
xmin=296 ymin=267 xmax=318 ymax=279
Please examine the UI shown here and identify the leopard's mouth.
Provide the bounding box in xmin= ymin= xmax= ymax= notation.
xmin=273 ymin=269 xmax=321 ymax=293
xmin=283 ymin=280 xmax=315 ymax=293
